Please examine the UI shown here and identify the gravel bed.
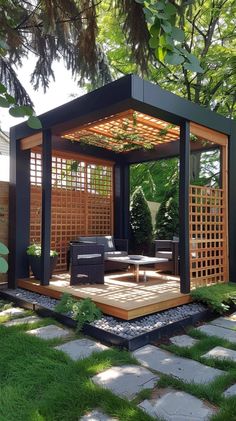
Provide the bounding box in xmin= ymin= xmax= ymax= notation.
xmin=4 ymin=288 xmax=206 ymax=339
xmin=5 ymin=288 xmax=59 ymax=310
xmin=91 ymin=303 xmax=206 ymax=338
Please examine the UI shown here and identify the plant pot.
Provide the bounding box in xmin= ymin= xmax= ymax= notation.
xmin=28 ymin=255 xmax=58 ymax=280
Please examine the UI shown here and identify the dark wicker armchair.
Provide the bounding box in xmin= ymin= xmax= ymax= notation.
xmin=69 ymin=243 xmax=104 ymax=285
xmin=154 ymin=240 xmax=179 ymax=275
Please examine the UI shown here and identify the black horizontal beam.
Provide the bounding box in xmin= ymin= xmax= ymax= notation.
xmin=123 ymin=139 xmax=218 ymax=164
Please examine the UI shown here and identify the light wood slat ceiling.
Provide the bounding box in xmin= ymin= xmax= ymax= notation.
xmin=61 ymin=109 xmax=180 ymax=152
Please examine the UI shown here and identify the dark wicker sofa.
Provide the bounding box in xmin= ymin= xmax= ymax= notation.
xmin=78 ymin=236 xmax=128 ymax=272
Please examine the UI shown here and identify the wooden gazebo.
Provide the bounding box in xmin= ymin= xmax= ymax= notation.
xmin=8 ymin=75 xmax=236 ymax=319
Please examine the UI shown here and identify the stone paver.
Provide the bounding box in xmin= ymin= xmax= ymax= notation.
xmin=27 ymin=324 xmax=70 ymax=340
xmin=170 ymin=334 xmax=198 ymax=348
xmin=4 ymin=315 xmax=41 ymax=326
xmin=223 ymin=384 xmax=236 ymax=398
xmin=210 ymin=317 xmax=236 ymax=331
xmin=139 ymin=390 xmax=216 ymax=421
xmin=92 ymin=365 xmax=159 ymax=400
xmin=55 ymin=339 xmax=108 ymax=361
xmin=0 ymin=307 xmax=25 ymax=317
xmin=197 ymin=324 xmax=236 ymax=343
xmin=80 ymin=409 xmax=117 ymax=420
xmin=133 ymin=345 xmax=224 ymax=385
xmin=202 ymin=346 xmax=236 ymax=362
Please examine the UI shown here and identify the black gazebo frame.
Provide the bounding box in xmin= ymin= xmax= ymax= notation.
xmin=8 ymin=74 xmax=236 ymax=294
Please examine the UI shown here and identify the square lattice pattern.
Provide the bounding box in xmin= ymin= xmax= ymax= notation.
xmin=30 ymin=151 xmax=113 ymax=271
xmin=189 ymin=185 xmax=227 ymax=288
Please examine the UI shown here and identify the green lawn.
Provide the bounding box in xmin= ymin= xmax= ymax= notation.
xmin=0 ymin=312 xmax=153 ymax=421
xmin=1 ymin=301 xmax=236 ymax=421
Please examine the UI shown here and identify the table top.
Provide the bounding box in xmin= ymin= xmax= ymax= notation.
xmin=106 ymin=255 xmax=168 ymax=265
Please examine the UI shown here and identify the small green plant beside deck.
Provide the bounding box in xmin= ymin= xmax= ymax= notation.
xmin=55 ymin=294 xmax=102 ymax=331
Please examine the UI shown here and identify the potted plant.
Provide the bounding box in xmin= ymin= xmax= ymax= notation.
xmin=27 ymin=244 xmax=58 ymax=280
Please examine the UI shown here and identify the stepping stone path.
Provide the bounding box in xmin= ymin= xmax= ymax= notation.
xmin=210 ymin=317 xmax=236 ymax=331
xmin=170 ymin=334 xmax=198 ymax=348
xmin=223 ymin=384 xmax=236 ymax=398
xmin=92 ymin=365 xmax=158 ymax=400
xmin=139 ymin=390 xmax=216 ymax=421
xmin=133 ymin=345 xmax=224 ymax=385
xmin=27 ymin=324 xmax=70 ymax=340
xmin=0 ymin=307 xmax=25 ymax=317
xmin=55 ymin=339 xmax=108 ymax=361
xmin=197 ymin=324 xmax=236 ymax=343
xmin=202 ymin=346 xmax=236 ymax=362
xmin=80 ymin=409 xmax=117 ymax=420
xmin=4 ymin=315 xmax=41 ymax=326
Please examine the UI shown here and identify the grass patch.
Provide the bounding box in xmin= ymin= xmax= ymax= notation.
xmin=0 ymin=322 xmax=154 ymax=421
xmin=191 ymin=283 xmax=236 ymax=314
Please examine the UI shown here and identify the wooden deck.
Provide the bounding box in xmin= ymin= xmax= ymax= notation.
xmin=18 ymin=269 xmax=192 ymax=320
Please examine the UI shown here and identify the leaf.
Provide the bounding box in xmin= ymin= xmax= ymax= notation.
xmin=183 ymin=62 xmax=204 ymax=73
xmin=135 ymin=0 xmax=145 ymax=3
xmin=149 ymin=36 xmax=159 ymax=48
xmin=0 ymin=257 xmax=8 ymax=273
xmin=0 ymin=96 xmax=9 ymax=108
xmin=161 ymin=21 xmax=172 ymax=33
xmin=165 ymin=52 xmax=185 ymax=65
xmin=172 ymin=27 xmax=185 ymax=42
xmin=155 ymin=46 xmax=166 ymax=62
xmin=21 ymin=105 xmax=34 ymax=116
xmin=9 ymin=106 xmax=26 ymax=117
xmin=154 ymin=1 xmax=165 ymax=10
xmin=0 ymin=83 xmax=7 ymax=94
xmin=164 ymin=3 xmax=177 ymax=16
xmin=0 ymin=243 xmax=9 ymax=255
xmin=27 ymin=116 xmax=42 ymax=130
xmin=157 ymin=12 xmax=169 ymax=20
xmin=5 ymin=94 xmax=15 ymax=105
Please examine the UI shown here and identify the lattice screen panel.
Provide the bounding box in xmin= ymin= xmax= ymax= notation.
xmin=189 ymin=185 xmax=227 ymax=288
xmin=30 ymin=152 xmax=113 ymax=272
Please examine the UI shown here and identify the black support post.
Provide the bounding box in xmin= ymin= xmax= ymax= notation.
xmin=179 ymin=121 xmax=191 ymax=293
xmin=229 ymin=128 xmax=236 ymax=282
xmin=40 ymin=129 xmax=52 ymax=285
xmin=8 ymin=129 xmax=31 ymax=288
xmin=114 ymin=163 xmax=130 ymax=241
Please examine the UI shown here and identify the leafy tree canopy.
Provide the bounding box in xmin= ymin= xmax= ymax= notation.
xmin=98 ymin=0 xmax=236 ymax=118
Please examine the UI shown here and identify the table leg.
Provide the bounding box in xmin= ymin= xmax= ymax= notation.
xmin=135 ymin=265 xmax=139 ymax=283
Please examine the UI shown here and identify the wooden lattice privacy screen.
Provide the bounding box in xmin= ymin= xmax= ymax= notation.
xmin=189 ymin=185 xmax=227 ymax=288
xmin=30 ymin=151 xmax=114 ymax=271
xmin=189 ymin=124 xmax=228 ymax=288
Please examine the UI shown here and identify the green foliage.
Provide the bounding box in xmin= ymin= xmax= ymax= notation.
xmin=155 ymin=176 xmax=179 ymax=239
xmin=0 ymin=241 xmax=9 ymax=273
xmin=130 ymin=187 xmax=153 ymax=253
xmin=55 ymin=294 xmax=102 ymax=331
xmin=26 ymin=244 xmax=58 ymax=257
xmin=191 ymin=283 xmax=236 ymax=314
xmin=138 ymin=0 xmax=203 ymax=73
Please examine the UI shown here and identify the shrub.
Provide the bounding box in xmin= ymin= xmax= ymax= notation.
xmin=155 ymin=178 xmax=179 ymax=240
xmin=55 ymin=293 xmax=102 ymax=331
xmin=191 ymin=283 xmax=236 ymax=314
xmin=129 ymin=187 xmax=153 ymax=254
